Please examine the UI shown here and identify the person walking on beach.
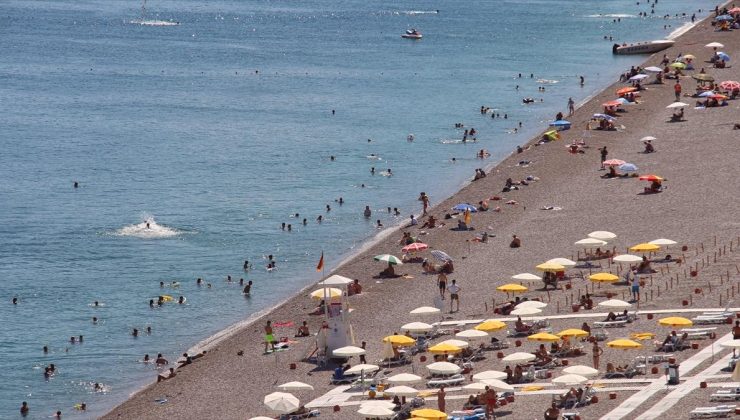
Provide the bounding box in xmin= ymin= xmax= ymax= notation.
xmin=437 ymin=386 xmax=446 ymax=412
xmin=448 ymin=280 xmax=460 ymax=313
xmin=484 ymin=386 xmax=497 ymax=419
xmin=599 ymin=146 xmax=608 ymax=169
xmin=674 ymin=80 xmax=682 ymax=100
xmin=592 ymin=341 xmax=603 ymax=369
xmin=568 ymin=97 xmax=575 ymax=116
xmin=437 ymin=272 xmax=448 ymax=300
xmin=264 ymin=320 xmax=275 ymax=353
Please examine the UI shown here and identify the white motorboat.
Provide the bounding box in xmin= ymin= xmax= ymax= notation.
xmin=401 ymin=29 xmax=422 ymax=39
xmin=612 ymin=40 xmax=674 ymax=55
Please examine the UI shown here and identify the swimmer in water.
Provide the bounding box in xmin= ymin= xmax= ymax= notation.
xmin=132 ymin=328 xmax=139 ymax=337
xmin=243 ymin=280 xmax=252 ymax=295
xmin=197 ymin=277 xmax=203 ymax=285
xmin=12 ymin=297 xmax=18 ymax=304
xmin=93 ymin=301 xmax=99 ymax=307
xmin=43 ymin=346 xmax=48 ymax=353
xmin=143 ymin=354 xmax=150 ymax=363
xmin=73 ymin=182 xmax=78 ymax=188
xmin=146 ymin=222 xmax=150 ymax=229
xmin=146 ymin=326 xmax=151 ymax=334
xmin=149 ymin=299 xmax=155 ymax=308
xmin=302 ymin=218 xmax=307 ymax=225
xmin=317 ymin=215 xmax=323 ymax=223
xmin=376 ymin=220 xmax=383 ymax=228
xmin=178 ymin=296 xmax=185 ymax=304
xmin=92 ymin=317 xmax=98 ymax=324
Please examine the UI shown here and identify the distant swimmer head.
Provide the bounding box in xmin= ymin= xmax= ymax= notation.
xmin=73 ymin=182 xmax=79 ymax=188
xmin=12 ymin=297 xmax=18 ymax=304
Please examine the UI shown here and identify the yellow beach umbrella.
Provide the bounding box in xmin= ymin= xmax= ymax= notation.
xmin=382 ymin=335 xmax=416 ymax=346
xmin=496 ymin=283 xmax=528 ymax=293
xmin=474 ymin=320 xmax=507 ymax=332
xmin=658 ymin=317 xmax=693 ymax=327
xmin=629 ymin=243 xmax=660 ymax=253
xmin=557 ymin=329 xmax=590 ymax=338
xmin=309 ymin=288 xmax=343 ymax=300
xmin=527 ymin=332 xmax=560 ymax=342
xmin=428 ymin=343 xmax=462 ymax=354
xmin=536 ymin=262 xmax=566 ymax=272
xmin=410 ymin=408 xmax=447 ymax=420
xmin=589 ymin=272 xmax=619 ymax=283
xmin=607 ymin=339 xmax=642 ymax=349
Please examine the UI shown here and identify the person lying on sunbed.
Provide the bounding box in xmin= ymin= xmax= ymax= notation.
xmin=606 ymin=362 xmax=628 ymax=374
xmin=515 ymin=316 xmax=529 ymax=331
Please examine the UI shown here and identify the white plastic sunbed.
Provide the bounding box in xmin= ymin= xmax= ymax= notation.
xmin=682 ymin=327 xmax=717 ymax=340
xmin=427 ymin=373 xmax=465 ymax=388
xmin=689 ymin=405 xmax=736 ymax=418
xmin=692 ymin=315 xmax=730 ymax=325
xmin=711 ymin=388 xmax=740 ymax=402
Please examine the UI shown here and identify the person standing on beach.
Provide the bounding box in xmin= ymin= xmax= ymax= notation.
xmin=592 ymin=341 xmax=603 ymax=369
xmin=599 ymin=146 xmax=608 ymax=169
xmin=631 ymin=276 xmax=640 ymax=301
xmin=264 ymin=320 xmax=275 ymax=353
xmin=418 ymin=192 xmax=430 ymax=215
xmin=437 ymin=272 xmax=448 ymax=300
xmin=437 ymin=386 xmax=446 ymax=412
xmin=568 ymin=97 xmax=575 ymax=116
xmin=448 ymin=280 xmax=460 ymax=313
xmin=674 ymin=80 xmax=682 ymax=100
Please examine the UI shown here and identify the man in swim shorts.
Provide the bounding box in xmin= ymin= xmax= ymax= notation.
xmin=448 ymin=279 xmax=460 ymax=313
xmin=264 ymin=320 xmax=275 ymax=353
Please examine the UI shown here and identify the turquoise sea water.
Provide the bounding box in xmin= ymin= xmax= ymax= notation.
xmin=0 ymin=0 xmax=715 ymax=417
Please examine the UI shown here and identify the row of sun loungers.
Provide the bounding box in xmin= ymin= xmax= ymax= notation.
xmin=710 ymin=388 xmax=740 ymax=402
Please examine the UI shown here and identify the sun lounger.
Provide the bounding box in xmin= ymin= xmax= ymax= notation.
xmin=487 ymin=339 xmax=510 ymax=350
xmin=427 ymin=373 xmax=465 ymax=388
xmin=710 ymin=388 xmax=740 ymax=401
xmin=682 ymin=327 xmax=717 ymax=340
xmin=636 ymin=354 xmax=674 ymax=364
xmin=377 ymin=353 xmax=412 ymax=366
xmin=562 ymin=412 xmax=580 ymax=420
xmin=692 ymin=315 xmax=729 ymax=325
xmin=552 ymin=345 xmax=584 ymax=358
xmin=593 ymin=329 xmax=609 ymax=341
xmin=593 ymin=320 xmax=627 ymax=328
xmin=279 ymin=408 xmax=321 ymax=419
xmin=689 ymin=405 xmax=736 ymax=418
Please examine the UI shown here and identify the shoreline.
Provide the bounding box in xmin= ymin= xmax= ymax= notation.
xmin=104 ymin=5 xmax=740 ymax=419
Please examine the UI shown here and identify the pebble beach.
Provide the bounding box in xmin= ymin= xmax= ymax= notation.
xmin=100 ymin=5 xmax=740 ymax=420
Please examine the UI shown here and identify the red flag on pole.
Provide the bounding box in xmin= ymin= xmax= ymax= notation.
xmin=316 ymin=252 xmax=324 ymax=272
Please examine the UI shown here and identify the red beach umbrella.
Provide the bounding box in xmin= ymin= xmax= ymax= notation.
xmin=718 ymin=80 xmax=740 ymax=90
xmin=639 ymin=174 xmax=663 ymax=182
xmin=602 ymin=100 xmax=622 ymax=107
xmin=603 ymin=159 xmax=626 ymax=166
xmin=616 ymin=87 xmax=637 ymax=95
xmin=402 ymin=243 xmax=429 ymax=253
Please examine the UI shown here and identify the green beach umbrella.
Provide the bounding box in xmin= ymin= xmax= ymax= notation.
xmin=373 ymin=254 xmax=403 ymax=265
xmin=669 ymin=62 xmax=686 ymax=69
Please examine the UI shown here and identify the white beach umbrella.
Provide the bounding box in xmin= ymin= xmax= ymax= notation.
xmin=511 ymin=306 xmax=542 ymax=316
xmin=473 ymin=370 xmax=508 ymax=381
xmin=512 ymin=273 xmax=542 ymax=282
xmin=317 ymin=274 xmax=354 ymax=286
xmin=575 ymin=238 xmax=608 ymax=248
xmin=644 ymin=67 xmax=662 ymax=73
xmin=401 ymin=322 xmax=434 ymax=332
xmin=649 ymin=238 xmax=677 ymax=246
xmin=386 ymin=373 xmax=423 ymax=385
xmin=410 ymin=306 xmax=442 ymax=315
xmin=502 ymin=352 xmax=536 ymax=363
xmin=457 ymin=329 xmax=489 ymax=339
xmin=563 ymin=365 xmax=600 ymax=377
xmin=666 ymin=102 xmax=689 ymax=109
xmin=480 ymin=378 xmax=515 ymax=391
xmin=640 ymin=136 xmax=657 ymax=142
xmin=613 ymin=254 xmax=643 ymax=263
xmin=546 ymin=258 xmax=577 ymax=267
xmin=629 ymin=74 xmax=648 ymax=81
xmin=345 ymin=363 xmax=379 ymax=375
xmin=462 ymin=382 xmax=489 ymax=391
xmin=263 ymin=392 xmax=300 ymax=414
xmin=384 ymin=385 xmax=419 ymax=397
xmin=426 ymin=361 xmax=461 ymax=375
xmin=720 ymin=340 xmax=740 ymax=349
xmin=516 ymin=300 xmax=548 ymax=309
xmin=333 ymin=346 xmax=366 ymax=358
xmin=276 ymin=381 xmax=314 ymax=391
xmin=588 ymin=231 xmax=617 ymax=241
xmin=439 ymin=339 xmax=469 ymax=349
xmin=706 ymin=42 xmax=724 ymax=48
xmin=598 ymin=299 xmax=632 ymax=309
xmin=357 ymin=405 xmax=395 ymax=418
xmin=360 ymin=400 xmax=397 ymax=409
xmin=553 ymin=374 xmax=590 ymax=385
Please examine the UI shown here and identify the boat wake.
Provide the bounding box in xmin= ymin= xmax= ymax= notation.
xmin=402 ymin=10 xmax=439 ymax=15
xmin=129 ymin=19 xmax=179 ymax=26
xmin=536 ymin=79 xmax=559 ymax=84
xmin=113 ymin=217 xmax=184 ymax=239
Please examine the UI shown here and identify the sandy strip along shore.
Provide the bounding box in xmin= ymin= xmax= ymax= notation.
xmin=104 ymin=9 xmax=740 ymax=420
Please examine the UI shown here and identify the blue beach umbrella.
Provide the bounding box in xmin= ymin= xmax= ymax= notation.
xmin=717 ymin=52 xmax=731 ymax=62
xmin=698 ymin=91 xmax=716 ymax=97
xmin=618 ymin=163 xmax=639 ymax=173
xmin=715 ymin=14 xmax=734 ymax=21
xmin=452 ymin=203 xmax=477 ymax=213
xmin=550 ymin=120 xmax=571 ymax=126
xmin=615 ymin=97 xmax=630 ymax=105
